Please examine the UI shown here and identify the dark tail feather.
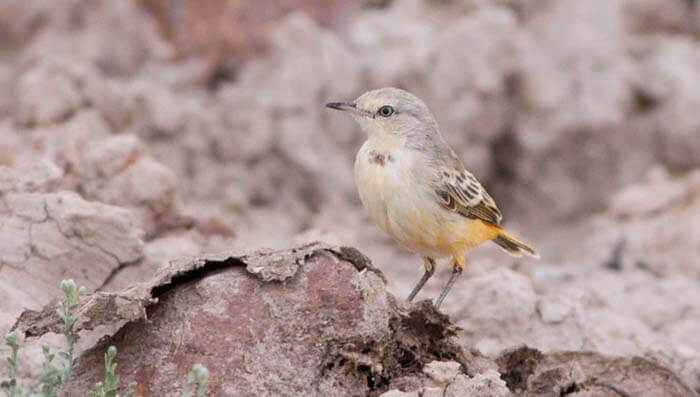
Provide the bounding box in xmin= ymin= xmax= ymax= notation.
xmin=493 ymin=230 xmax=539 ymax=258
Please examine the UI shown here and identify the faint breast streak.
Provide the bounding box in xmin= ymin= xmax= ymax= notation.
xmin=354 ymin=143 xmax=401 ymax=233
xmin=368 ymin=150 xmax=394 ymax=166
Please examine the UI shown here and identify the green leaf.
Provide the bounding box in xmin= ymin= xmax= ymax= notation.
xmin=36 ymin=342 xmax=62 ymax=397
xmin=4 ymin=332 xmax=17 ymax=347
xmin=125 ymin=381 xmax=137 ymax=397
xmin=4 ymin=332 xmax=22 ymax=397
xmin=180 ymin=364 xmax=209 ymax=397
xmin=88 ymin=381 xmax=106 ymax=397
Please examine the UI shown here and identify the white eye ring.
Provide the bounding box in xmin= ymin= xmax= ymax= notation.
xmin=377 ymin=105 xmax=394 ymax=117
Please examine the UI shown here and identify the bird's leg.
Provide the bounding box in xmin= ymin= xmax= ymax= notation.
xmin=407 ymin=257 xmax=436 ymax=302
xmin=434 ymin=254 xmax=465 ymax=309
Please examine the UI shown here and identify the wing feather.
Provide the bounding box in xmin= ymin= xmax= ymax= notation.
xmin=435 ymin=167 xmax=503 ymax=226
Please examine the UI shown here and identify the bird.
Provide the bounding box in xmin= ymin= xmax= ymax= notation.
xmin=325 ymin=87 xmax=538 ymax=309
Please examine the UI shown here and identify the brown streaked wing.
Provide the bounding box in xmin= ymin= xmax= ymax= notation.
xmin=435 ymin=167 xmax=503 ymax=226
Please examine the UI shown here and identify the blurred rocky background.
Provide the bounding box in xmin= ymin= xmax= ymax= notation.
xmin=1 ymin=0 xmax=699 ymax=394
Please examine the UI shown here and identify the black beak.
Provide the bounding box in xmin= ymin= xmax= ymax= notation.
xmin=325 ymin=101 xmax=356 ymax=111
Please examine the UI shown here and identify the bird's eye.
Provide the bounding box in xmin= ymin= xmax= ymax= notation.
xmin=377 ymin=105 xmax=394 ymax=117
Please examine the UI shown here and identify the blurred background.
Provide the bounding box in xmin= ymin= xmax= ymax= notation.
xmin=1 ymin=0 xmax=699 ymax=391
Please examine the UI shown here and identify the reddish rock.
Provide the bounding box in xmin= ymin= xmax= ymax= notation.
xmin=58 ymin=245 xmax=474 ymax=396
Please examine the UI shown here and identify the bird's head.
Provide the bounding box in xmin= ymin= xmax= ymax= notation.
xmin=326 ymin=87 xmax=441 ymax=147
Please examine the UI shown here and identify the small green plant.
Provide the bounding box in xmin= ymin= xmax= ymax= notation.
xmin=2 ymin=280 xmax=85 ymax=397
xmin=87 ymin=346 xmax=135 ymax=397
xmin=3 ymin=280 xmax=209 ymax=396
xmin=36 ymin=344 xmax=61 ymax=397
xmin=180 ymin=364 xmax=209 ymax=397
xmin=55 ymin=280 xmax=85 ymax=383
xmin=4 ymin=332 xmax=22 ymax=397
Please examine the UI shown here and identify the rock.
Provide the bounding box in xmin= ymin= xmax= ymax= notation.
xmin=90 ymin=157 xmax=176 ymax=216
xmin=426 ymin=6 xmax=521 ymax=177
xmin=423 ymin=360 xmax=462 ymax=385
xmin=8 ymin=244 xmax=692 ymax=397
xmin=648 ymin=347 xmax=700 ymax=394
xmin=623 ymin=0 xmax=696 ymax=34
xmin=139 ymin=0 xmax=354 ymax=80
xmin=0 ymin=158 xmax=63 ymax=193
xmin=10 ymin=106 xmax=184 ymax=239
xmin=53 ymin=244 xmax=478 ymax=396
xmin=3 ymin=0 xmax=700 ymax=393
xmin=128 ymin=80 xmax=190 ymax=137
xmin=16 ymin=58 xmax=84 ymax=126
xmin=22 ymin=0 xmax=171 ymax=75
xmin=604 ymin=169 xmax=700 ymax=278
xmin=81 ymin=71 xmax=134 ymax=130
xmin=43 ymin=192 xmax=143 ymax=263
xmin=497 ymin=346 xmax=695 ymax=397
xmin=247 ymin=12 xmax=361 ymax=198
xmin=451 ymin=267 xmax=538 ymax=349
xmin=608 ymin=169 xmax=684 ymax=218
xmin=379 ymin=390 xmax=419 ymax=397
xmin=8 ymin=244 xmax=689 ymax=396
xmin=444 ymin=371 xmax=509 ymax=397
xmin=0 ymin=0 xmax=52 ymax=47
xmin=212 ymin=88 xmax=276 ymax=162
xmin=632 ymin=38 xmax=700 ymax=173
xmin=82 ymin=134 xmax=143 ymax=179
xmin=420 ymin=386 xmax=443 ymax=397
xmin=99 ymin=234 xmax=203 ymax=292
xmin=31 ymin=109 xmax=112 ymax=176
xmin=79 ymin=135 xmax=185 ymax=238
xmin=505 ymin=0 xmax=644 ymax=223
xmin=531 ymin=291 xmax=590 ymax=351
xmin=446 ymin=267 xmax=592 ymax=357
xmin=0 ymin=189 xmax=144 ymax=347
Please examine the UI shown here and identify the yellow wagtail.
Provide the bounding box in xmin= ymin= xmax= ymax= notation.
xmin=326 ymin=87 xmax=538 ymax=308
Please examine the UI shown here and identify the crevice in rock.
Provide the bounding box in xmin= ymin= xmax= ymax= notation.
xmin=631 ymin=87 xmax=659 ymax=115
xmin=602 ymin=237 xmax=626 ymax=271
xmin=10 ymin=243 xmax=349 ymax=340
xmin=96 ymin=256 xmax=149 ymax=291
xmin=591 ymin=381 xmax=633 ymax=397
xmin=149 ymin=256 xmax=244 ymax=298
xmin=558 ymin=381 xmax=581 ymax=396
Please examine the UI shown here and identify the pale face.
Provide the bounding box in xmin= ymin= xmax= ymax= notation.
xmin=359 ymin=88 xmax=436 ymax=136
xmin=326 ymin=87 xmax=443 ymax=149
xmin=351 ymin=92 xmax=401 ymax=138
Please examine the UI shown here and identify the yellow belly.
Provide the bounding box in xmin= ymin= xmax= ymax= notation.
xmin=354 ymin=141 xmax=498 ymax=258
xmin=389 ymin=201 xmax=499 ymax=257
